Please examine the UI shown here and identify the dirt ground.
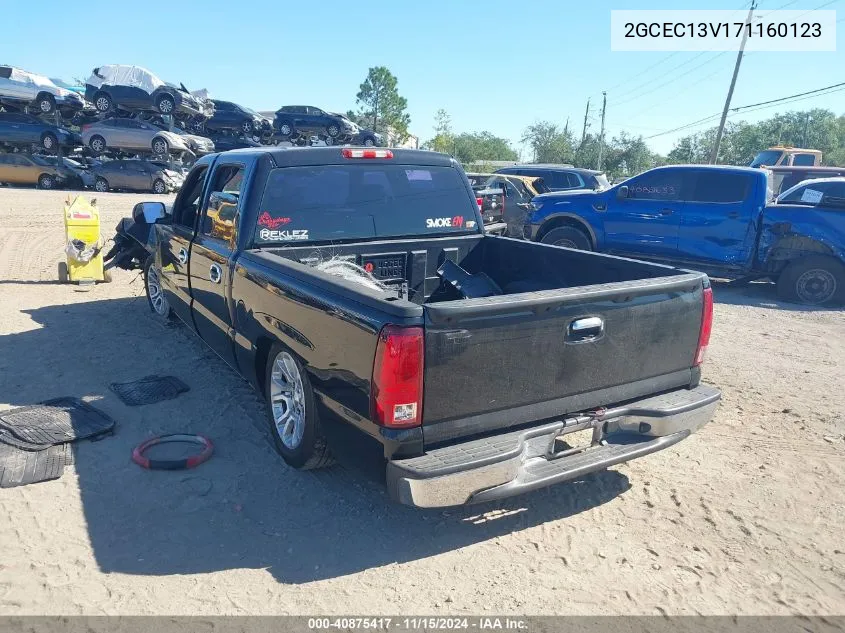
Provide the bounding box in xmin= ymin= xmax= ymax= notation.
xmin=0 ymin=187 xmax=843 ymax=616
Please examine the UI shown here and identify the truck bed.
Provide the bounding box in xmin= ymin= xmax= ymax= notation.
xmin=255 ymin=236 xmax=707 ymax=445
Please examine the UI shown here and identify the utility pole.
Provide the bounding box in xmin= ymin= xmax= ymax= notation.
xmin=596 ymin=92 xmax=607 ymax=171
xmin=803 ymin=113 xmax=811 ymax=147
xmin=710 ymin=0 xmax=756 ymax=164
xmin=580 ymin=99 xmax=590 ymax=147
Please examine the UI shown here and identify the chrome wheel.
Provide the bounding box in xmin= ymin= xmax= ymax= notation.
xmin=280 ymin=123 xmax=292 ymax=135
xmin=327 ymin=125 xmax=339 ymax=137
xmin=270 ymin=351 xmax=306 ymax=450
xmin=91 ymin=137 xmax=105 ymax=153
xmin=95 ymin=96 xmax=110 ymax=111
xmin=242 ymin=121 xmax=252 ymax=133
xmin=796 ymin=268 xmax=837 ymax=304
xmin=147 ymin=265 xmax=170 ymax=316
xmin=153 ymin=179 xmax=165 ymax=194
xmin=364 ymin=138 xmax=374 ymax=147
xmin=39 ymin=99 xmax=52 ymax=112
xmin=152 ymin=139 xmax=167 ymax=154
xmin=42 ymin=135 xmax=54 ymax=149
xmin=95 ymin=178 xmax=108 ymax=192
xmin=159 ymin=98 xmax=173 ymax=113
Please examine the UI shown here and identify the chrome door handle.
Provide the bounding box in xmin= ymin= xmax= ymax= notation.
xmin=568 ymin=317 xmax=604 ymax=342
xmin=209 ymin=264 xmax=222 ymax=284
xmin=177 ymin=247 xmax=188 ymax=264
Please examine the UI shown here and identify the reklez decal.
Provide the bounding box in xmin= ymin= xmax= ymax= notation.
xmin=258 ymin=212 xmax=293 ymax=229
xmin=425 ymin=216 xmax=465 ymax=229
xmin=259 ymin=228 xmax=309 ymax=241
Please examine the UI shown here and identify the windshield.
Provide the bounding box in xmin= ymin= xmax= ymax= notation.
xmin=254 ymin=164 xmax=478 ymax=246
xmin=29 ymin=155 xmax=53 ymax=166
xmin=750 ymin=150 xmax=784 ymax=168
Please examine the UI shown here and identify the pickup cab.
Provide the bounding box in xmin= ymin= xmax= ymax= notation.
xmin=527 ymin=165 xmax=845 ymax=306
xmin=126 ymin=147 xmax=720 ymax=508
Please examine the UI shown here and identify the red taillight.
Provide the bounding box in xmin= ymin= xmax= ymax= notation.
xmin=371 ymin=325 xmax=424 ymax=428
xmin=476 ymin=196 xmax=483 ymax=210
xmin=694 ymin=287 xmax=713 ymax=366
xmin=342 ymin=148 xmax=394 ymax=159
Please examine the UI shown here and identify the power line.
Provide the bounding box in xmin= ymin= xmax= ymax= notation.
xmin=643 ymin=80 xmax=845 ymax=139
xmin=609 ymin=52 xmax=730 ymax=108
xmin=729 ymin=84 xmax=845 ymax=116
xmin=732 ymin=81 xmax=845 ymax=111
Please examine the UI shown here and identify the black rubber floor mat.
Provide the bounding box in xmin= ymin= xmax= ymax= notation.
xmin=109 ymin=375 xmax=189 ymax=406
xmin=0 ymin=398 xmax=115 ymax=451
xmin=0 ymin=442 xmax=72 ymax=488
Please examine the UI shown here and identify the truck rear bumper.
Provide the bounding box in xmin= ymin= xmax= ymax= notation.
xmin=386 ymin=384 xmax=720 ymax=508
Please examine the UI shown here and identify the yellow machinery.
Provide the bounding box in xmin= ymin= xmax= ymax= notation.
xmin=59 ymin=195 xmax=110 ymax=284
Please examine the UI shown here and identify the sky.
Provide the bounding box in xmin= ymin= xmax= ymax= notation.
xmin=3 ymin=0 xmax=842 ymax=159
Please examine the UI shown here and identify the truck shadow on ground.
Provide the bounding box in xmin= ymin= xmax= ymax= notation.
xmin=1 ymin=294 xmax=631 ymax=584
xmin=710 ymin=279 xmax=842 ymax=312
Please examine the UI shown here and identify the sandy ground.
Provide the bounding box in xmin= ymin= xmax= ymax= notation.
xmin=0 ymin=186 xmax=843 ymax=616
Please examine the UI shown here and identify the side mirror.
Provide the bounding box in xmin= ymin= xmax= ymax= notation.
xmin=132 ymin=201 xmax=166 ymax=224
xmin=617 ymin=185 xmax=629 ymax=199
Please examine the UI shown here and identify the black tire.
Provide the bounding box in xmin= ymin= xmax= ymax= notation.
xmin=151 ymin=136 xmax=169 ymax=155
xmin=156 ymin=94 xmax=176 ymax=115
xmin=152 ymin=178 xmax=166 ymax=194
xmin=777 ymin=255 xmax=845 ymax=306
xmin=326 ymin=123 xmax=340 ymax=138
xmin=94 ymin=177 xmax=109 ymax=193
xmin=241 ymin=120 xmax=253 ymax=134
xmin=36 ymin=93 xmax=55 ymax=114
xmin=264 ymin=343 xmax=333 ymax=470
xmin=38 ymin=174 xmax=55 ymax=189
xmin=143 ymin=257 xmax=175 ymax=320
xmin=89 ymin=135 xmax=107 ymax=154
xmin=540 ymin=225 xmax=592 ymax=250
xmin=323 ymin=135 xmax=333 ymax=146
xmin=94 ymin=92 xmax=112 ymax=112
xmin=58 ymin=261 xmax=68 ymax=283
xmin=277 ymin=120 xmax=294 ymax=137
xmin=41 ymin=133 xmax=58 ymax=151
xmin=362 ymin=136 xmax=376 ymax=147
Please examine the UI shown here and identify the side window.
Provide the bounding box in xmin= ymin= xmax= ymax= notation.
xmin=627 ymin=171 xmax=684 ymax=201
xmin=0 ymin=67 xmax=12 ymax=79
xmin=172 ymin=165 xmax=209 ymax=229
xmin=690 ymin=172 xmax=749 ymax=203
xmin=792 ymin=154 xmax=816 ymax=166
xmin=202 ymin=165 xmax=245 ymax=240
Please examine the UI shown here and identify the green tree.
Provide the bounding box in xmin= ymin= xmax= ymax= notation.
xmin=353 ymin=66 xmax=411 ymax=142
xmin=424 ymin=108 xmax=454 ymax=154
xmin=521 ymin=121 xmax=576 ymax=163
xmin=451 ymin=132 xmax=518 ymax=163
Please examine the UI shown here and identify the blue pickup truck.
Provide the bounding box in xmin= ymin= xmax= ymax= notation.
xmin=526 ymin=165 xmax=845 ymax=305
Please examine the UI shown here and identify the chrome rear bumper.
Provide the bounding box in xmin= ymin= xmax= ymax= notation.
xmin=387 ymin=385 xmax=720 ymax=508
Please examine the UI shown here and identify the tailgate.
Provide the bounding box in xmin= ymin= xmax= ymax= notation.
xmin=421 ymin=273 xmax=706 ymax=444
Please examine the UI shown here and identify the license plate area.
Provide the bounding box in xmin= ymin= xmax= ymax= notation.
xmin=548 ymin=421 xmax=602 ymax=459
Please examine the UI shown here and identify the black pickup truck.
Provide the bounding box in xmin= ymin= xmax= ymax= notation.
xmin=120 ymin=146 xmax=720 ymax=508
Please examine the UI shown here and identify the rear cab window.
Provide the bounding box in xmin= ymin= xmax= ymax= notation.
xmin=254 ymin=164 xmax=478 ymax=246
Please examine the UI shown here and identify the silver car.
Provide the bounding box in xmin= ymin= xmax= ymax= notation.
xmin=81 ymin=118 xmax=191 ymax=157
xmin=90 ymin=159 xmax=184 ymax=194
xmin=0 ymin=65 xmax=87 ymax=115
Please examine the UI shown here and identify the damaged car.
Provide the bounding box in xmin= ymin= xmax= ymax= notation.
xmin=0 ymin=65 xmax=88 ymax=117
xmin=0 ymin=152 xmax=71 ymax=189
xmin=206 ymin=99 xmax=271 ymax=136
xmin=89 ymin=159 xmax=183 ymax=194
xmin=85 ymin=65 xmax=212 ymax=121
xmin=0 ymin=112 xmax=81 ymax=151
xmin=81 ymin=117 xmax=192 ymax=157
